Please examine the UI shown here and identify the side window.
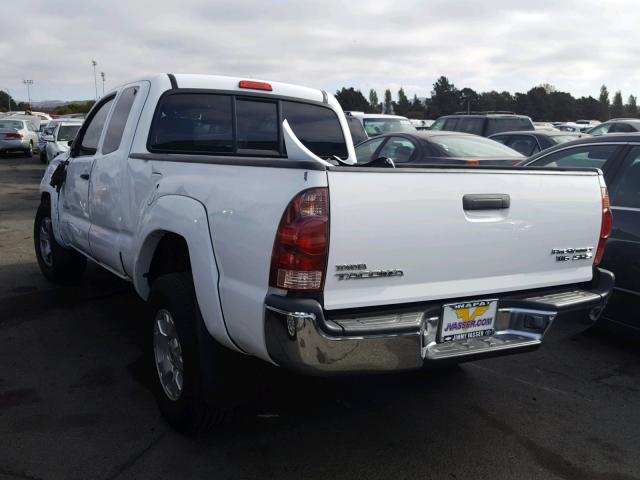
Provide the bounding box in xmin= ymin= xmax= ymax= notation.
xmin=443 ymin=118 xmax=460 ymax=131
xmin=282 ymin=101 xmax=348 ymax=159
xmin=611 ymin=148 xmax=640 ymax=208
xmin=236 ymin=99 xmax=279 ymax=155
xmin=378 ymin=137 xmax=416 ymax=163
xmin=507 ymin=135 xmax=538 ymax=156
xmin=354 ymin=137 xmax=385 ymax=163
xmin=458 ymin=118 xmax=484 ymax=135
xmin=79 ymin=97 xmax=114 ymax=156
xmin=102 ymin=87 xmax=138 ymax=154
xmin=530 ymin=145 xmax=619 ymax=169
xmin=148 ymin=94 xmax=233 ymax=154
xmin=609 ymin=123 xmax=635 ymax=133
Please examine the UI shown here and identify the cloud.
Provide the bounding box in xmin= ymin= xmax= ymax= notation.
xmin=1 ymin=0 xmax=638 ymax=102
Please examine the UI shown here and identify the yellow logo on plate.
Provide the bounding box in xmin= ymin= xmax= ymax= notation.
xmin=455 ymin=305 xmax=490 ymax=323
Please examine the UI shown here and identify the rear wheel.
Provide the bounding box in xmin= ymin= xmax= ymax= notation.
xmin=34 ymin=201 xmax=86 ymax=283
xmin=148 ymin=273 xmax=231 ymax=434
xmin=23 ymin=141 xmax=33 ymax=158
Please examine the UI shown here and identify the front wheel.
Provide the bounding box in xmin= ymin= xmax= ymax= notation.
xmin=148 ymin=273 xmax=231 ymax=434
xmin=34 ymin=201 xmax=86 ymax=283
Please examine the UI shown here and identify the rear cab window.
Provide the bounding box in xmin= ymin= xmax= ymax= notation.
xmin=148 ymin=92 xmax=347 ymax=160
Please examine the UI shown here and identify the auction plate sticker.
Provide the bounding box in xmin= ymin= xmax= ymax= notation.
xmin=439 ymin=299 xmax=498 ymax=343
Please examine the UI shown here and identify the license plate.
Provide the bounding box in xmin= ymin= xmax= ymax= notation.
xmin=439 ymin=299 xmax=498 ymax=343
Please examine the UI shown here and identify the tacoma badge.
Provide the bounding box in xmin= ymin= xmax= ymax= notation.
xmin=335 ymin=264 xmax=404 ymax=280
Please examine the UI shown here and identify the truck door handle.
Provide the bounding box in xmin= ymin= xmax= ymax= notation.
xmin=463 ymin=194 xmax=510 ymax=210
xmin=80 ymin=173 xmax=90 ymax=180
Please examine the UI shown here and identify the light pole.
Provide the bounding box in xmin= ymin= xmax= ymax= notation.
xmin=22 ymin=80 xmax=33 ymax=110
xmin=92 ymin=60 xmax=98 ymax=100
xmin=100 ymin=72 xmax=105 ymax=96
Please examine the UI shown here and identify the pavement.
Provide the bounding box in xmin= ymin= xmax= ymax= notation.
xmin=1 ymin=154 xmax=639 ymax=480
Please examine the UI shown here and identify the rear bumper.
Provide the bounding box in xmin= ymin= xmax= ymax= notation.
xmin=0 ymin=139 xmax=27 ymax=152
xmin=264 ymin=268 xmax=614 ymax=375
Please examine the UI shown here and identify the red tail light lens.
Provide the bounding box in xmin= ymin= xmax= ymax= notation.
xmin=239 ymin=80 xmax=272 ymax=91
xmin=594 ymin=183 xmax=612 ymax=266
xmin=465 ymin=160 xmax=480 ymax=166
xmin=4 ymin=132 xmax=23 ymax=140
xmin=270 ymin=188 xmax=329 ymax=291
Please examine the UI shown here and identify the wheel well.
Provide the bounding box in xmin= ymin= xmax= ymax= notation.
xmin=147 ymin=233 xmax=191 ymax=287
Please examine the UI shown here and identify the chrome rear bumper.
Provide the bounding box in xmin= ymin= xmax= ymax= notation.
xmin=264 ymin=269 xmax=614 ymax=375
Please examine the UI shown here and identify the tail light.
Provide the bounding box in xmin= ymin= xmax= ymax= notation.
xmin=4 ymin=132 xmax=23 ymax=140
xmin=270 ymin=188 xmax=329 ymax=291
xmin=465 ymin=160 xmax=480 ymax=166
xmin=594 ymin=178 xmax=612 ymax=266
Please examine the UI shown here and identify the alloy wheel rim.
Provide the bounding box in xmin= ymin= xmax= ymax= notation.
xmin=39 ymin=217 xmax=53 ymax=267
xmin=153 ymin=309 xmax=184 ymax=401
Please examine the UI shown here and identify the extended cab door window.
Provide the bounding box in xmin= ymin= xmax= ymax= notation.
xmin=102 ymin=86 xmax=139 ymax=154
xmin=282 ymin=101 xmax=348 ymax=159
xmin=77 ymin=97 xmax=115 ymax=156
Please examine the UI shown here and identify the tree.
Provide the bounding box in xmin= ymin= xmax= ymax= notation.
xmin=549 ymin=91 xmax=576 ymax=122
xmin=369 ymin=89 xmax=379 ymax=113
xmin=576 ymin=96 xmax=601 ymax=120
xmin=395 ymin=87 xmax=411 ymax=115
xmin=611 ymin=91 xmax=624 ymax=118
xmin=525 ymin=87 xmax=552 ymax=121
xmin=599 ymin=85 xmax=610 ymax=121
xmin=626 ymin=95 xmax=638 ymax=118
xmin=429 ymin=76 xmax=460 ymax=118
xmin=54 ymin=101 xmax=96 ymax=116
xmin=383 ymin=89 xmax=393 ymax=114
xmin=0 ymin=90 xmax=18 ymax=112
xmin=458 ymin=87 xmax=479 ymax=113
xmin=335 ymin=88 xmax=370 ymax=112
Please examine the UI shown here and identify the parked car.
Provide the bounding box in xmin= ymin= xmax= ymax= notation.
xmin=410 ymin=119 xmax=435 ymax=130
xmin=0 ymin=116 xmax=40 ymax=157
xmin=345 ymin=115 xmax=368 ymax=144
xmin=533 ymin=122 xmax=557 ymax=131
xmin=430 ymin=112 xmax=534 ymax=137
xmin=344 ymin=111 xmax=416 ymax=137
xmin=355 ymin=131 xmax=524 ymax=166
xmin=43 ymin=120 xmax=82 ymax=163
xmin=522 ymin=133 xmax=639 ymax=331
xmin=489 ymin=130 xmax=585 ymax=156
xmin=35 ymin=73 xmax=612 ymax=433
xmin=587 ymin=119 xmax=640 ymax=136
xmin=556 ymin=122 xmax=592 ymax=133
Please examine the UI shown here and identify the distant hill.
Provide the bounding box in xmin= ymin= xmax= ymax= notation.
xmin=31 ymin=100 xmax=92 ymax=110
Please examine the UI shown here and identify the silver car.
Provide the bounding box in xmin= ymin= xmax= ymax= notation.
xmin=0 ymin=117 xmax=40 ymax=157
xmin=44 ymin=120 xmax=82 ymax=163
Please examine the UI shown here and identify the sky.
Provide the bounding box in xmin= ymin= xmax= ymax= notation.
xmin=1 ymin=0 xmax=639 ymax=103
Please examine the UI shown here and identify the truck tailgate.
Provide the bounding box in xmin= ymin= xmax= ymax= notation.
xmin=324 ymin=168 xmax=603 ymax=311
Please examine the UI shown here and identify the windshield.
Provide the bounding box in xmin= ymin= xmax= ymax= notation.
xmin=429 ymin=135 xmax=524 ymax=158
xmin=363 ymin=118 xmax=416 ymax=136
xmin=57 ymin=125 xmax=81 ymax=142
xmin=0 ymin=120 xmax=23 ymax=129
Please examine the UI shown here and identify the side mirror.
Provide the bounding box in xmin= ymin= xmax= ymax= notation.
xmin=67 ymin=140 xmax=73 ymax=147
xmin=43 ymin=135 xmax=54 ymax=142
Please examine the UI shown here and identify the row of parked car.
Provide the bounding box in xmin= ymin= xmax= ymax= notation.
xmin=343 ymin=110 xmax=638 ymax=335
xmin=0 ymin=111 xmax=83 ymax=162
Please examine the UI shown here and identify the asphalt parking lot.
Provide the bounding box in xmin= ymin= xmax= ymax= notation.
xmin=1 ymin=155 xmax=639 ymax=480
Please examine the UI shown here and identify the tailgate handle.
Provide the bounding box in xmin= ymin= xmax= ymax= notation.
xmin=463 ymin=194 xmax=510 ymax=210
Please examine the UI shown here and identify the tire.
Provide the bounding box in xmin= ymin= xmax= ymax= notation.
xmin=39 ymin=150 xmax=47 ymax=164
xmin=33 ymin=201 xmax=87 ymax=283
xmin=148 ymin=273 xmax=231 ymax=434
xmin=23 ymin=141 xmax=33 ymax=158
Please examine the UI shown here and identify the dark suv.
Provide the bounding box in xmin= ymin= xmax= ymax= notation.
xmin=430 ymin=112 xmax=534 ymax=137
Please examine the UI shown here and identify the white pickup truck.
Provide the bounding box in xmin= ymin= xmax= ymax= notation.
xmin=35 ymin=74 xmax=614 ymax=433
